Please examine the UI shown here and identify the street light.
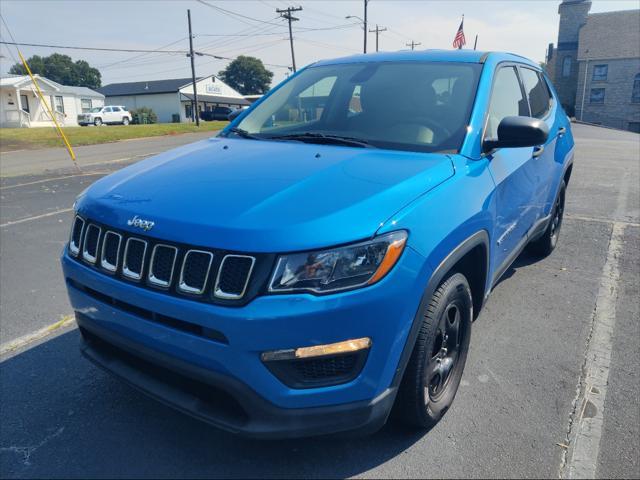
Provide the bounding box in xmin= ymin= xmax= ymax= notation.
xmin=346 ymin=15 xmax=367 ymax=54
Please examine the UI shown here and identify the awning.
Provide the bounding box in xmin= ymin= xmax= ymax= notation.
xmin=180 ymin=93 xmax=250 ymax=106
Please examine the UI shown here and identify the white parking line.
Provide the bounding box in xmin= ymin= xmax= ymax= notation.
xmin=0 ymin=208 xmax=74 ymax=228
xmin=563 ymin=222 xmax=626 ymax=479
xmin=0 ymin=172 xmax=108 ymax=191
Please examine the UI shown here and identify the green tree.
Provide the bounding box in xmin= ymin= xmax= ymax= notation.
xmin=218 ymin=56 xmax=273 ymax=95
xmin=9 ymin=53 xmax=102 ymax=89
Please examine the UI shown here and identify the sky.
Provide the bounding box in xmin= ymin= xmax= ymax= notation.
xmin=1 ymin=0 xmax=638 ymax=88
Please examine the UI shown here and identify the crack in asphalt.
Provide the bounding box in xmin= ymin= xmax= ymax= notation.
xmin=0 ymin=427 xmax=65 ymax=466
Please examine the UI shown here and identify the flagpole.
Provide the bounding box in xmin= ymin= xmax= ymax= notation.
xmin=474 ymin=34 xmax=478 ymax=50
xmin=459 ymin=14 xmax=464 ymax=49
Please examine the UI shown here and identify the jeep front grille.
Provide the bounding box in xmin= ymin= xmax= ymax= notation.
xmin=179 ymin=250 xmax=213 ymax=294
xmin=68 ymin=216 xmax=266 ymax=306
xmin=82 ymin=224 xmax=101 ymax=263
xmin=100 ymin=231 xmax=122 ymax=272
xmin=69 ymin=216 xmax=85 ymax=256
xmin=148 ymin=245 xmax=177 ymax=287
xmin=215 ymin=255 xmax=255 ymax=299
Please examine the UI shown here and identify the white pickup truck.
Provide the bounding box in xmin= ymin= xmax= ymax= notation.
xmin=78 ymin=106 xmax=132 ymax=126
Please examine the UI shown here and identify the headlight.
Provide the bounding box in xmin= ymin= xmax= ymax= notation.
xmin=268 ymin=231 xmax=407 ymax=294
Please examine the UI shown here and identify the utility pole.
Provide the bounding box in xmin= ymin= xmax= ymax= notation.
xmin=363 ymin=0 xmax=369 ymax=53
xmin=187 ymin=9 xmax=199 ymax=126
xmin=277 ymin=6 xmax=302 ymax=72
xmin=368 ymin=24 xmax=387 ymax=52
xmin=406 ymin=40 xmax=422 ymax=50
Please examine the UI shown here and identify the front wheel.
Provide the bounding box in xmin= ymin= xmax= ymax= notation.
xmin=395 ymin=272 xmax=473 ymax=429
xmin=94 ymin=117 xmax=103 ymax=127
xmin=122 ymin=116 xmax=130 ymax=125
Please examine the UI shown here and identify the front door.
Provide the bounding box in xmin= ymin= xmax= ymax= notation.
xmin=485 ymin=65 xmax=540 ymax=277
xmin=20 ymin=94 xmax=29 ymax=113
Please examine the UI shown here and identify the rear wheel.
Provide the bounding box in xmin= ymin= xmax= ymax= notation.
xmin=529 ymin=180 xmax=566 ymax=257
xmin=94 ymin=117 xmax=103 ymax=127
xmin=395 ymin=272 xmax=473 ymax=429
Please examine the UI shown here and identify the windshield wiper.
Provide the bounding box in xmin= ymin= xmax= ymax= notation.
xmin=267 ymin=132 xmax=376 ymax=148
xmin=227 ymin=127 xmax=261 ymax=140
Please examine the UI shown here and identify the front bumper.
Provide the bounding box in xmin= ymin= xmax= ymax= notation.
xmin=62 ymin=245 xmax=428 ymax=437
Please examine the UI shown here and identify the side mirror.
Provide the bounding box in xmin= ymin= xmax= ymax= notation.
xmin=483 ymin=116 xmax=549 ymax=153
xmin=228 ymin=109 xmax=243 ymax=122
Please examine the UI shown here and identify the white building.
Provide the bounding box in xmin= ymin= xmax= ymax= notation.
xmin=0 ymin=74 xmax=104 ymax=128
xmin=98 ymin=75 xmax=249 ymax=123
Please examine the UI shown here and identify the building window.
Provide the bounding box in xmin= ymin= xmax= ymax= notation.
xmin=629 ymin=122 xmax=640 ymax=133
xmin=52 ymin=95 xmax=64 ymax=114
xmin=562 ymin=56 xmax=572 ymax=77
xmin=592 ymin=64 xmax=608 ymax=81
xmin=632 ymin=73 xmax=640 ymax=103
xmin=589 ymin=88 xmax=605 ymax=104
xmin=81 ymin=98 xmax=92 ymax=113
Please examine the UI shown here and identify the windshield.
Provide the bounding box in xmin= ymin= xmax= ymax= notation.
xmin=233 ymin=61 xmax=481 ymax=153
xmin=90 ymin=107 xmax=102 ymax=113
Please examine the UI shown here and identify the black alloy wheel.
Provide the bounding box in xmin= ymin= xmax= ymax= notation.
xmin=395 ymin=272 xmax=473 ymax=429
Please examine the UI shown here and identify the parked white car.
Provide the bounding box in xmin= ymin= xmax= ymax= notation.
xmin=78 ymin=106 xmax=132 ymax=126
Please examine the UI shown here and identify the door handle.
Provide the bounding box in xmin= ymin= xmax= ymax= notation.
xmin=558 ymin=127 xmax=566 ymax=138
xmin=533 ymin=145 xmax=545 ymax=158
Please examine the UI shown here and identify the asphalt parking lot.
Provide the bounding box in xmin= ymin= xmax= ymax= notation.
xmin=0 ymin=124 xmax=638 ymax=478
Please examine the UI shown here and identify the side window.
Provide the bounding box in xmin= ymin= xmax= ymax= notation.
xmin=485 ymin=66 xmax=528 ymax=139
xmin=112 ymin=106 xmax=121 ymax=112
xmin=103 ymin=107 xmax=112 ymax=113
xmin=520 ymin=67 xmax=552 ymax=119
xmin=562 ymin=56 xmax=572 ymax=77
xmin=348 ymin=85 xmax=362 ymax=115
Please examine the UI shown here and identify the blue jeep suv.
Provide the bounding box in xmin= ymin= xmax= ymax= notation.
xmin=62 ymin=50 xmax=574 ymax=438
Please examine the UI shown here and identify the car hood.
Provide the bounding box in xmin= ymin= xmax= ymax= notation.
xmin=78 ymin=137 xmax=454 ymax=252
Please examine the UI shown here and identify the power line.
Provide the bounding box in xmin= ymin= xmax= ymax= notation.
xmin=0 ymin=41 xmax=188 ymax=54
xmin=0 ymin=14 xmax=20 ymax=64
xmin=197 ymin=0 xmax=285 ymax=28
xmin=97 ymin=37 xmax=188 ymax=69
xmin=406 ymin=40 xmax=422 ymax=50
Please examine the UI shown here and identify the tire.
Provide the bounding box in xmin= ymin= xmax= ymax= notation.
xmin=528 ymin=180 xmax=566 ymax=257
xmin=94 ymin=117 xmax=103 ymax=127
xmin=395 ymin=272 xmax=473 ymax=429
xmin=122 ymin=116 xmax=130 ymax=126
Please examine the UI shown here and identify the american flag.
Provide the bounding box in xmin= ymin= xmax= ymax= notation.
xmin=453 ymin=17 xmax=466 ymax=49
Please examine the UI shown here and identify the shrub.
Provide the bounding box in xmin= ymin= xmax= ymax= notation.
xmin=130 ymin=107 xmax=158 ymax=124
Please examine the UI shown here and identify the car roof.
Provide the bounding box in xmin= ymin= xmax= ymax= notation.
xmin=312 ymin=49 xmax=540 ymax=69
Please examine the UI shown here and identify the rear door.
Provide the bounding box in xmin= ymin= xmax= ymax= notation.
xmin=485 ymin=65 xmax=539 ymax=275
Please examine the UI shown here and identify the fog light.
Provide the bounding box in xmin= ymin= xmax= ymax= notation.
xmin=261 ymin=337 xmax=371 ymax=362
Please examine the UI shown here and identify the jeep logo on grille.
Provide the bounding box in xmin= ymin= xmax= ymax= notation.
xmin=127 ymin=215 xmax=155 ymax=231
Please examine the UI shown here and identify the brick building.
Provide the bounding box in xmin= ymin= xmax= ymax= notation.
xmin=546 ymin=0 xmax=640 ymax=132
